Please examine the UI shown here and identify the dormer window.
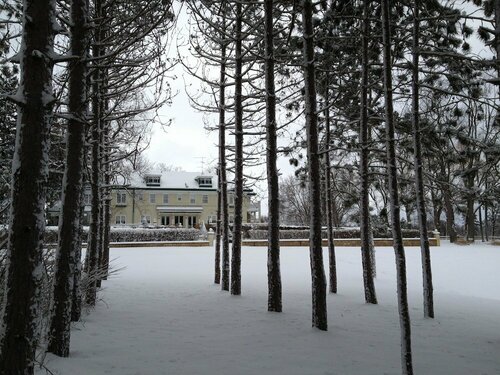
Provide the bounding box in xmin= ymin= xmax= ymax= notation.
xmin=197 ymin=176 xmax=212 ymax=187
xmin=145 ymin=175 xmax=161 ymax=186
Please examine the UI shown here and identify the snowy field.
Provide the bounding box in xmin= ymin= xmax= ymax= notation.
xmin=38 ymin=242 xmax=500 ymax=375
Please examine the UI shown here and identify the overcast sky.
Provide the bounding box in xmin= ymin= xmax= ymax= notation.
xmin=144 ymin=2 xmax=490 ymax=215
xmin=144 ymin=4 xmax=298 ymax=213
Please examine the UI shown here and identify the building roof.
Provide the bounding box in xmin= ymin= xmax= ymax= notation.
xmin=125 ymin=171 xmax=218 ymax=190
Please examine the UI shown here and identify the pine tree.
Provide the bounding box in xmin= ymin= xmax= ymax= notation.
xmin=47 ymin=0 xmax=89 ymax=356
xmin=264 ymin=0 xmax=282 ymax=311
xmin=230 ymin=0 xmax=244 ymax=296
xmin=359 ymin=0 xmax=377 ymax=304
xmin=302 ymin=0 xmax=327 ymax=331
xmin=380 ymin=0 xmax=413 ymax=372
xmin=0 ymin=0 xmax=57 ymax=373
xmin=411 ymin=0 xmax=434 ymax=318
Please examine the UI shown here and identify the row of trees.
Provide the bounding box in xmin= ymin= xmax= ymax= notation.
xmin=0 ymin=0 xmax=173 ymax=373
xmin=186 ymin=1 xmax=499 ymax=375
xmin=0 ymin=0 xmax=498 ymax=374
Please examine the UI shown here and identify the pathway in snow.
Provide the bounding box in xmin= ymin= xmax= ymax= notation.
xmin=39 ymin=243 xmax=500 ymax=375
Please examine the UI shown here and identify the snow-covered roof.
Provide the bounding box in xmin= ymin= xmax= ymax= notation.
xmin=125 ymin=171 xmax=218 ymax=190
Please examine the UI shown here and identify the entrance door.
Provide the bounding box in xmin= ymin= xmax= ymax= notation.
xmin=187 ymin=216 xmax=197 ymax=227
xmin=175 ymin=215 xmax=184 ymax=226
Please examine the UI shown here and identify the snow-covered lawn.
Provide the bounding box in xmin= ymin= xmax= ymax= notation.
xmin=38 ymin=242 xmax=500 ymax=375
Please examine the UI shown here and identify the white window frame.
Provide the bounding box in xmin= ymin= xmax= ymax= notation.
xmin=83 ymin=192 xmax=91 ymax=205
xmin=115 ymin=215 xmax=126 ymax=224
xmin=163 ymin=194 xmax=169 ymax=204
xmin=117 ymin=192 xmax=127 ymax=205
xmin=145 ymin=176 xmax=161 ymax=185
xmin=198 ymin=177 xmax=213 ymax=187
xmin=150 ymin=193 xmax=156 ymax=204
xmin=190 ymin=194 xmax=196 ymax=204
xmin=202 ymin=195 xmax=208 ymax=204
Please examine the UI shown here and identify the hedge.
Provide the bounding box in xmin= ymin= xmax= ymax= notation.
xmin=42 ymin=226 xmax=201 ymax=243
xmin=246 ymin=228 xmax=424 ymax=240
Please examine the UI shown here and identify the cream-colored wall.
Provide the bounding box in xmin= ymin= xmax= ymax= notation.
xmin=110 ymin=188 xmax=252 ymax=226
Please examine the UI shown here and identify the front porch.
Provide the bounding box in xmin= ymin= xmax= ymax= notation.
xmin=156 ymin=206 xmax=203 ymax=229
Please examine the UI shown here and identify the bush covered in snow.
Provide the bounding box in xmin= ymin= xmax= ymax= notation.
xmin=41 ymin=226 xmax=201 ymax=243
xmin=246 ymin=227 xmax=424 ymax=240
xmin=108 ymin=227 xmax=200 ymax=242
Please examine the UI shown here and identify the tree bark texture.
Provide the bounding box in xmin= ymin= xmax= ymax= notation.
xmin=100 ymin=124 xmax=111 ymax=281
xmin=0 ymin=1 xmax=56 ymax=373
xmin=264 ymin=0 xmax=283 ymax=311
xmin=324 ymin=88 xmax=337 ymax=294
xmin=219 ymin=4 xmax=230 ymax=292
xmin=302 ymin=0 xmax=328 ymax=331
xmin=411 ymin=0 xmax=434 ymax=319
xmin=214 ymin=170 xmax=222 ymax=284
xmin=47 ymin=0 xmax=88 ymax=356
xmin=359 ymin=0 xmax=377 ymax=304
xmin=381 ymin=0 xmax=414 ymax=373
xmin=85 ymin=0 xmax=105 ymax=306
xmin=231 ymin=0 xmax=243 ymax=296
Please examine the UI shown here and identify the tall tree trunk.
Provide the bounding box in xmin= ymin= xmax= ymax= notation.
xmin=0 ymin=1 xmax=56 ymax=373
xmin=219 ymin=3 xmax=230 ymax=292
xmin=214 ymin=169 xmax=222 ymax=284
xmin=47 ymin=0 xmax=88 ymax=356
xmin=231 ymin=0 xmax=243 ymax=296
xmin=478 ymin=204 xmax=485 ymax=242
xmin=85 ymin=0 xmax=105 ymax=305
xmin=411 ymin=0 xmax=434 ymax=319
xmin=359 ymin=0 xmax=377 ymax=304
xmin=100 ymin=122 xmax=111 ymax=280
xmin=302 ymin=0 xmax=328 ymax=331
xmin=264 ymin=0 xmax=282 ymax=311
xmin=442 ymin=175 xmax=456 ymax=242
xmin=381 ymin=0 xmax=414 ymax=373
xmin=71 ymin=209 xmax=83 ymax=322
xmin=484 ymin=179 xmax=489 ymax=241
xmin=324 ymin=87 xmax=337 ymax=294
xmin=466 ymin=172 xmax=475 ymax=241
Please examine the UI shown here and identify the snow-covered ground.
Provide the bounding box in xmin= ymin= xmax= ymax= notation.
xmin=37 ymin=242 xmax=500 ymax=375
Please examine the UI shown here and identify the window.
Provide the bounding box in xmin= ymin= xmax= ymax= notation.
xmin=177 ymin=194 xmax=182 ymax=201
xmin=136 ymin=191 xmax=143 ymax=201
xmin=141 ymin=215 xmax=151 ymax=224
xmin=161 ymin=216 xmax=170 ymax=226
xmin=117 ymin=192 xmax=127 ymax=205
xmin=145 ymin=175 xmax=161 ymax=186
xmin=229 ymin=215 xmax=234 ymax=223
xmin=83 ymin=192 xmax=91 ymax=205
xmin=228 ymin=195 xmax=234 ymax=206
xmin=190 ymin=194 xmax=196 ymax=204
xmin=150 ymin=193 xmax=156 ymax=203
xmin=188 ymin=216 xmax=197 ymax=227
xmin=115 ymin=215 xmax=126 ymax=224
xmin=175 ymin=216 xmax=184 ymax=226
xmin=202 ymin=195 xmax=209 ymax=204
xmin=163 ymin=194 xmax=169 ymax=204
xmin=207 ymin=215 xmax=215 ymax=224
xmin=198 ymin=177 xmax=213 ymax=187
